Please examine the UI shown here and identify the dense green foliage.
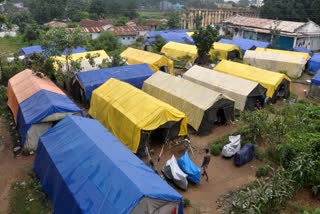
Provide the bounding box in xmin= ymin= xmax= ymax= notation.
xmin=192 ymin=25 xmax=219 ymax=64
xmin=88 ymin=31 xmax=123 ymax=56
xmin=151 ymin=35 xmax=166 ymax=53
xmin=261 ymin=0 xmax=320 ymax=24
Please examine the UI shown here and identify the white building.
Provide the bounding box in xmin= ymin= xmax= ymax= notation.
xmin=220 ymin=16 xmax=320 ymax=51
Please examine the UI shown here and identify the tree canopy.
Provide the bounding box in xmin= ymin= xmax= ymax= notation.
xmin=260 ymin=0 xmax=320 ymax=24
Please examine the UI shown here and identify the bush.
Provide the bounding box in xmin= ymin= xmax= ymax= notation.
xmin=210 ymin=143 xmax=223 ymax=156
xmin=183 ymin=198 xmax=191 ymax=208
xmin=256 ymin=166 xmax=270 ymax=177
xmin=255 ymin=147 xmax=267 ymax=161
xmin=276 ymin=143 xmax=298 ymax=168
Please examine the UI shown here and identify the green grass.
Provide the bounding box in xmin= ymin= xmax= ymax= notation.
xmin=8 ymin=174 xmax=52 ymax=214
xmin=0 ymin=36 xmax=27 ymax=58
xmin=138 ymin=11 xmax=166 ymax=19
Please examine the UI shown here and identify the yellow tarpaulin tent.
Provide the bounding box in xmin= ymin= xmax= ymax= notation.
xmin=255 ymin=48 xmax=311 ymax=61
xmin=244 ymin=50 xmax=307 ymax=78
xmin=53 ymin=50 xmax=110 ymax=72
xmin=89 ymin=78 xmax=188 ymax=153
xmin=121 ymin=47 xmax=174 ymax=75
xmin=210 ymin=42 xmax=242 ymax=60
xmin=161 ymin=42 xmax=198 ymax=63
xmin=214 ymin=60 xmax=291 ymax=98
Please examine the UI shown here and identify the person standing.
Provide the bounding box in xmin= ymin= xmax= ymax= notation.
xmin=201 ymin=148 xmax=211 ymax=181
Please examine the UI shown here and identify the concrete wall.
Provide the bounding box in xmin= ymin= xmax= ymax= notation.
xmin=118 ymin=36 xmax=137 ymax=46
xmin=0 ymin=31 xmax=16 ymax=38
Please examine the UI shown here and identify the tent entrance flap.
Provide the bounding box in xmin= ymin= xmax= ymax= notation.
xmin=198 ymin=99 xmax=235 ymax=135
xmin=227 ymin=50 xmax=240 ymax=60
xmin=244 ymin=84 xmax=267 ymax=111
xmin=131 ymin=197 xmax=179 ymax=214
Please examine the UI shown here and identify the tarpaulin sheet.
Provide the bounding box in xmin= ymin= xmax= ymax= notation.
xmin=34 ymin=116 xmax=182 ymax=214
xmin=214 ymin=60 xmax=291 ymax=98
xmin=307 ymin=53 xmax=320 ymax=73
xmin=89 ymin=78 xmax=188 ymax=153
xmin=255 ymin=48 xmax=311 ymax=61
xmin=243 ymin=50 xmax=307 ymax=78
xmin=74 ymin=64 xmax=153 ymax=100
xmin=183 ymin=65 xmax=263 ymax=111
xmin=120 ymin=47 xmax=174 ymax=75
xmin=311 ymin=70 xmax=320 ymax=85
xmin=210 ymin=42 xmax=242 ymax=60
xmin=233 ymin=38 xmax=270 ymax=54
xmin=143 ymin=71 xmax=232 ymax=131
xmin=146 ymin=30 xmax=194 ymax=45
xmin=19 ymin=45 xmax=87 ymax=56
xmin=292 ymin=47 xmax=313 ymax=56
xmin=7 ymin=69 xmax=65 ymax=122
xmin=178 ymin=151 xmax=201 ymax=184
xmin=53 ymin=50 xmax=110 ymax=72
xmin=17 ymin=90 xmax=82 ymax=146
xmin=161 ymin=42 xmax=198 ymax=63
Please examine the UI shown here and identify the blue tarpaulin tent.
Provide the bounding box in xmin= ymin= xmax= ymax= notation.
xmin=19 ymin=45 xmax=87 ymax=56
xmin=145 ymin=30 xmax=194 ymax=45
xmin=178 ymin=151 xmax=201 ymax=184
xmin=311 ymin=70 xmax=320 ymax=85
xmin=218 ymin=38 xmax=271 ymax=55
xmin=292 ymin=47 xmax=313 ymax=56
xmin=307 ymin=53 xmax=320 ymax=73
xmin=74 ymin=64 xmax=154 ymax=101
xmin=17 ymin=90 xmax=82 ymax=147
xmin=34 ymin=116 xmax=183 ymax=214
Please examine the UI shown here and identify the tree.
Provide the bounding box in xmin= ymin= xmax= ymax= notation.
xmin=88 ymin=31 xmax=123 ymax=56
xmin=151 ymin=35 xmax=166 ymax=53
xmin=105 ymin=54 xmax=126 ymax=68
xmin=238 ymin=0 xmax=249 ymax=7
xmin=192 ymin=25 xmax=219 ymax=64
xmin=27 ymin=0 xmax=67 ymax=23
xmin=89 ymin=0 xmax=106 ymax=18
xmin=167 ymin=12 xmax=181 ymax=29
xmin=41 ymin=27 xmax=88 ymax=79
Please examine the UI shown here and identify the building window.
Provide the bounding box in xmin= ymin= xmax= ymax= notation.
xmin=127 ymin=37 xmax=130 ymax=40
xmin=122 ymin=37 xmax=125 ymax=40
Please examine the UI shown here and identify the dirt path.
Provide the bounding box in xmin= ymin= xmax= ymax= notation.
xmin=147 ymin=123 xmax=263 ymax=214
xmin=0 ymin=117 xmax=34 ymax=213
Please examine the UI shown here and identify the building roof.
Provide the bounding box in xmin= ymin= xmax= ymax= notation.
xmin=45 ymin=21 xmax=67 ymax=28
xmin=223 ymin=16 xmax=306 ymax=33
xmin=80 ymin=27 xmax=104 ymax=33
xmin=78 ymin=19 xmax=112 ymax=28
xmin=113 ymin=26 xmax=150 ymax=36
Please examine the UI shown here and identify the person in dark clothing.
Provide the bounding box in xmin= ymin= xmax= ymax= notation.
xmin=201 ymin=148 xmax=211 ymax=181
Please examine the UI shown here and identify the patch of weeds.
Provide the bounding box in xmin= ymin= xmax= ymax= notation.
xmin=210 ymin=143 xmax=223 ymax=156
xmin=256 ymin=166 xmax=270 ymax=177
xmin=255 ymin=147 xmax=267 ymax=161
xmin=8 ymin=172 xmax=52 ymax=214
xmin=183 ymin=198 xmax=191 ymax=208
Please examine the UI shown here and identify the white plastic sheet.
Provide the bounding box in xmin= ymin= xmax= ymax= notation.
xmin=222 ymin=135 xmax=241 ymax=158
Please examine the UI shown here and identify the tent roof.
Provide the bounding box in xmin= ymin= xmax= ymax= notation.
xmin=7 ymin=69 xmax=65 ymax=122
xmin=75 ymin=64 xmax=154 ymax=100
xmin=146 ymin=30 xmax=194 ymax=44
xmin=19 ymin=45 xmax=87 ymax=56
xmin=89 ymin=78 xmax=188 ymax=153
xmin=233 ymin=38 xmax=270 ymax=48
xmin=311 ymin=70 xmax=320 ymax=85
xmin=214 ymin=60 xmax=291 ymax=98
xmin=34 ymin=116 xmax=182 ymax=214
xmin=54 ymin=50 xmax=109 ymax=62
xmin=160 ymin=41 xmax=198 ymax=62
xmin=143 ymin=72 xmax=232 ymax=130
xmin=213 ymin=42 xmax=239 ymax=51
xmin=120 ymin=47 xmax=174 ymax=74
xmin=255 ymin=48 xmax=311 ymax=61
xmin=292 ymin=47 xmax=313 ymax=55
xmin=244 ymin=50 xmax=307 ymax=64
xmin=17 ymin=90 xmax=82 ymax=145
xmin=307 ymin=53 xmax=320 ymax=73
xmin=185 ymin=65 xmax=260 ymax=96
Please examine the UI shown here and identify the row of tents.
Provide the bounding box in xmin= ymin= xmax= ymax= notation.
xmin=7 ymin=70 xmax=185 ymax=214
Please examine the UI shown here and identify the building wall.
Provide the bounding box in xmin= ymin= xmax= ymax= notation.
xmin=181 ymin=8 xmax=258 ymax=30
xmin=296 ymin=37 xmax=320 ymax=51
xmin=118 ymin=36 xmax=137 ymax=46
xmin=0 ymin=31 xmax=16 ymax=38
xmin=91 ymin=33 xmax=100 ymax=40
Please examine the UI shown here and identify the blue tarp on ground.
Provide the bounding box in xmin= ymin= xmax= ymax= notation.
xmin=292 ymin=47 xmax=313 ymax=56
xmin=75 ymin=64 xmax=154 ymax=101
xmin=307 ymin=53 xmax=320 ymax=73
xmin=34 ymin=115 xmax=183 ymax=214
xmin=234 ymin=144 xmax=255 ymax=166
xmin=218 ymin=38 xmax=271 ymax=55
xmin=178 ymin=151 xmax=201 ymax=184
xmin=19 ymin=46 xmax=87 ymax=56
xmin=17 ymin=90 xmax=82 ymax=145
xmin=145 ymin=30 xmax=194 ymax=45
xmin=311 ymin=70 xmax=320 ymax=86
